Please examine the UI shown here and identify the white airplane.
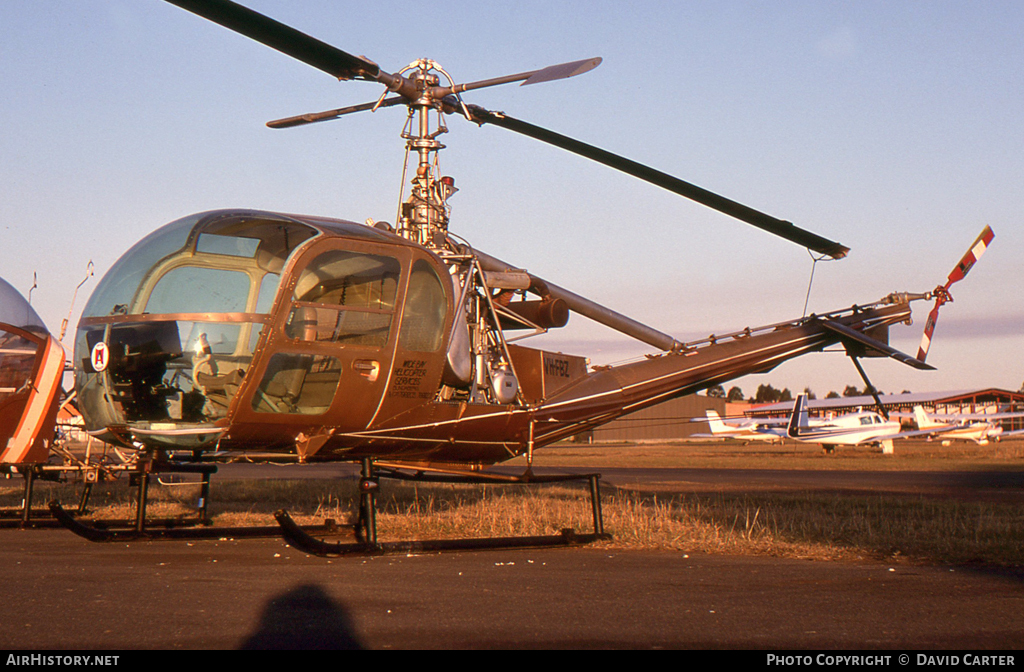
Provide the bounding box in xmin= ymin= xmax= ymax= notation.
xmin=692 ymin=410 xmax=787 ymax=443
xmin=908 ymin=405 xmax=1024 ymax=446
xmin=784 ymin=394 xmax=942 ymax=453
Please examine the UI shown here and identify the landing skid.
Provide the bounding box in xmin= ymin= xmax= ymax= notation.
xmin=47 ymin=457 xmax=612 ymax=555
xmin=47 ymin=459 xmax=345 ymax=543
xmin=274 ymin=459 xmax=612 ymax=557
xmin=48 ymin=500 xmax=341 ymax=542
xmin=276 ymin=509 xmax=602 ymax=556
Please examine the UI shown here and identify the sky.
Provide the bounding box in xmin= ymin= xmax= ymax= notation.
xmin=2 ymin=0 xmax=1022 ymax=399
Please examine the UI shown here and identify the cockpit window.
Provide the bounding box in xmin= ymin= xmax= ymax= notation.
xmin=398 ymin=259 xmax=447 ymax=352
xmin=0 ymin=278 xmax=47 ymax=331
xmin=255 ymin=273 xmax=281 ymax=314
xmin=288 ymin=251 xmax=400 ymax=348
xmin=80 ymin=212 xmax=318 ymax=318
xmin=74 ymin=212 xmax=321 ymax=435
xmin=0 ymin=329 xmax=39 ymax=403
xmin=250 ymin=353 xmax=342 ymax=415
xmin=293 ymin=251 xmax=400 ymax=308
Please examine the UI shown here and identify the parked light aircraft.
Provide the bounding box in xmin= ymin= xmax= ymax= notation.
xmin=912 ymin=406 xmax=1001 ymax=445
xmin=693 ymin=410 xmax=785 ymax=443
xmin=908 ymin=405 xmax=1024 ymax=446
xmin=783 ymin=394 xmax=948 ymax=453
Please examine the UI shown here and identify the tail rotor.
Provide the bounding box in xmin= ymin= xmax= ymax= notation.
xmin=916 ymin=226 xmax=994 ymax=362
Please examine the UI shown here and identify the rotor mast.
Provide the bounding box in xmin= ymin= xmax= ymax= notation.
xmin=396 ymin=60 xmax=459 ymax=250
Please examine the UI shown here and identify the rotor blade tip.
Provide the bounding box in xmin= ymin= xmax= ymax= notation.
xmin=829 ymin=245 xmax=850 ymax=260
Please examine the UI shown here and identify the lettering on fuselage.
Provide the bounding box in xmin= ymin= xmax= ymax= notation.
xmin=390 ymin=359 xmax=430 ymax=399
xmin=543 ymin=355 xmax=571 ymax=378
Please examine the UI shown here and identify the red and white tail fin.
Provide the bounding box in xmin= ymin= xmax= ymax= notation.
xmin=916 ymin=226 xmax=994 ymax=363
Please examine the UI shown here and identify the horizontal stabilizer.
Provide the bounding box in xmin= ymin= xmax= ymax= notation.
xmin=815 ymin=318 xmax=934 ymax=370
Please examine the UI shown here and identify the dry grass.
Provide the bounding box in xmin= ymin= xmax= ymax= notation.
xmin=3 ymin=437 xmax=1020 ymax=564
xmin=6 ymin=469 xmax=1023 ymax=566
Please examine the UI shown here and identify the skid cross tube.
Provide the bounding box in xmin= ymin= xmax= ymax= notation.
xmin=47 ymin=461 xmax=259 ymax=541
xmin=0 ymin=466 xmax=38 ymax=526
xmin=0 ymin=465 xmax=89 ymax=528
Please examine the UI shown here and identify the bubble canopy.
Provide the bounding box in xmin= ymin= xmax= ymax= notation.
xmin=0 ymin=277 xmax=46 ymax=332
xmin=73 ymin=210 xmax=330 ymax=445
xmin=80 ymin=211 xmax=324 ymax=320
xmin=72 ymin=208 xmax=446 ymax=452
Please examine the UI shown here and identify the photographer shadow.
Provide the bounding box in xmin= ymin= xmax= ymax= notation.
xmin=241 ymin=584 xmax=362 ymax=650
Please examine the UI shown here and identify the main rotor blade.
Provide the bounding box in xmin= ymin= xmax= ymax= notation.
xmin=522 ymin=58 xmax=603 ymax=86
xmin=267 ymin=96 xmax=407 ymax=129
xmin=465 ymin=105 xmax=850 ymax=259
xmin=431 ymin=58 xmax=603 ymax=98
xmin=164 ymin=0 xmax=380 ymax=81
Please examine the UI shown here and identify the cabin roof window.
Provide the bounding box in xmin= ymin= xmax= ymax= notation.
xmin=146 ymin=267 xmax=251 ymax=314
xmin=196 ymin=233 xmax=261 ymax=258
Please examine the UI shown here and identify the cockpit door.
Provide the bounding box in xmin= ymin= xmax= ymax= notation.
xmin=235 ymin=240 xmax=408 ymax=433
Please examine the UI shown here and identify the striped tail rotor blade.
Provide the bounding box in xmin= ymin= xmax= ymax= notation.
xmin=917 ymin=300 xmax=942 ymax=362
xmin=945 ymin=225 xmax=994 ymax=288
xmin=917 ymin=226 xmax=994 ymax=363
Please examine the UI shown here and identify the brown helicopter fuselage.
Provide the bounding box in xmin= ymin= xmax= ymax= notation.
xmin=74 ymin=209 xmax=910 ymax=468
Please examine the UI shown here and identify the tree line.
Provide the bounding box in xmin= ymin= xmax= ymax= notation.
xmin=705 ymin=383 xmax=905 ymax=404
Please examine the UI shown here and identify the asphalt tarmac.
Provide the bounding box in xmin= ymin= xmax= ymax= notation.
xmin=2 ymin=461 xmax=1022 ymax=650
xmin=2 ymin=531 xmax=1023 ymax=650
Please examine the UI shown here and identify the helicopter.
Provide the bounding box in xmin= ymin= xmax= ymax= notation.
xmin=0 ymin=277 xmax=64 ymax=469
xmin=50 ymin=0 xmax=986 ymax=549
